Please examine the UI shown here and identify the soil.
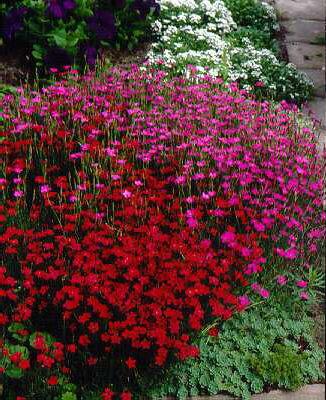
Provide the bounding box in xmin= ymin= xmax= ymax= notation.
xmin=0 ymin=43 xmax=32 ymax=86
xmin=0 ymin=41 xmax=150 ymax=88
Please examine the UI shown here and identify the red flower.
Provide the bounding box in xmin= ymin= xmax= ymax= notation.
xmin=18 ymin=359 xmax=30 ymax=370
xmin=101 ymin=388 xmax=114 ymax=400
xmin=121 ymin=391 xmax=132 ymax=400
xmin=47 ymin=375 xmax=58 ymax=386
xmin=125 ymin=357 xmax=136 ymax=369
xmin=207 ymin=327 xmax=219 ymax=337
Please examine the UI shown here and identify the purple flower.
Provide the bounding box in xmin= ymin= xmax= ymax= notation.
xmin=2 ymin=7 xmax=28 ymax=41
xmin=132 ymin=0 xmax=160 ymax=19
xmin=44 ymin=47 xmax=72 ymax=71
xmin=88 ymin=10 xmax=116 ymax=41
xmin=47 ymin=0 xmax=76 ymax=19
xmin=82 ymin=44 xmax=98 ymax=69
xmin=113 ymin=0 xmax=126 ymax=8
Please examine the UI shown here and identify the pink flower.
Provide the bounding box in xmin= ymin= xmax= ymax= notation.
xmin=13 ymin=190 xmax=24 ymax=198
xmin=251 ymin=282 xmax=261 ymax=292
xmin=81 ymin=143 xmax=90 ymax=151
xmin=276 ymin=247 xmax=298 ymax=259
xmin=276 ymin=275 xmax=287 ymax=286
xmin=299 ymin=291 xmax=309 ymax=301
xmin=69 ymin=152 xmax=83 ymax=160
xmin=122 ymin=190 xmax=132 ymax=199
xmin=296 ymin=280 xmax=307 ymax=288
xmin=201 ymin=192 xmax=210 ymax=200
xmin=238 ymin=295 xmax=251 ymax=308
xmin=134 ymin=180 xmax=143 ymax=187
xmin=105 ymin=148 xmax=117 ymax=157
xmin=252 ymin=220 xmax=265 ymax=232
xmin=40 ymin=185 xmax=51 ymax=193
xmin=221 ymin=231 xmax=236 ymax=245
xmin=259 ymin=288 xmax=270 ymax=299
xmin=187 ymin=217 xmax=198 ymax=229
xmin=175 ymin=176 xmax=186 ymax=185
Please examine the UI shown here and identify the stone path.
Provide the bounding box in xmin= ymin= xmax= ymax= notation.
xmin=193 ymin=384 xmax=325 ymax=399
xmin=274 ymin=0 xmax=326 ymax=147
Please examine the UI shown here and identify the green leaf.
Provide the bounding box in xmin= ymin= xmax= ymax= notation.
xmin=6 ymin=366 xmax=24 ymax=379
xmin=49 ymin=28 xmax=67 ymax=48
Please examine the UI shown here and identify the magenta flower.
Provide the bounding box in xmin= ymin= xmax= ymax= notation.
xmin=276 ymin=247 xmax=298 ymax=259
xmin=299 ymin=291 xmax=309 ymax=301
xmin=40 ymin=185 xmax=51 ymax=193
xmin=259 ymin=288 xmax=270 ymax=299
xmin=276 ymin=275 xmax=287 ymax=286
xmin=251 ymin=282 xmax=261 ymax=292
xmin=296 ymin=280 xmax=308 ymax=288
xmin=122 ymin=190 xmax=132 ymax=199
xmin=221 ymin=231 xmax=236 ymax=245
xmin=238 ymin=295 xmax=251 ymax=308
xmin=13 ymin=190 xmax=24 ymax=198
xmin=187 ymin=217 xmax=198 ymax=229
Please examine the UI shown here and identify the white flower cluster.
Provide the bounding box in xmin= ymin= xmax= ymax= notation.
xmin=148 ymin=0 xmax=234 ymax=72
xmin=261 ymin=1 xmax=280 ymax=31
xmin=147 ymin=0 xmax=313 ymax=101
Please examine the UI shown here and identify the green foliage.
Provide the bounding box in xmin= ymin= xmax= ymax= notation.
xmin=140 ymin=304 xmax=325 ymax=400
xmin=227 ymin=27 xmax=279 ymax=55
xmin=0 ymin=0 xmax=159 ymax=72
xmin=223 ymin=0 xmax=277 ymax=32
xmin=250 ymin=343 xmax=305 ymax=390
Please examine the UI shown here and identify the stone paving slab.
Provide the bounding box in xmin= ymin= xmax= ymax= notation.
xmin=188 ymin=384 xmax=325 ymax=400
xmin=286 ymin=42 xmax=325 ymax=69
xmin=307 ymin=97 xmax=326 ymax=127
xmin=283 ymin=19 xmax=325 ymax=43
xmin=275 ymin=0 xmax=325 ymax=21
xmin=301 ymin=68 xmax=326 ymax=97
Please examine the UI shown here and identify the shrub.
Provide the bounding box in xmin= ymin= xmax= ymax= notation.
xmin=0 ymin=0 xmax=160 ymax=71
xmin=227 ymin=27 xmax=280 ymax=55
xmin=223 ymin=0 xmax=277 ymax=32
xmin=0 ymin=67 xmax=324 ymax=398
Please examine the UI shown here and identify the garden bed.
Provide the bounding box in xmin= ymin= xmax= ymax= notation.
xmin=0 ymin=1 xmax=325 ymax=400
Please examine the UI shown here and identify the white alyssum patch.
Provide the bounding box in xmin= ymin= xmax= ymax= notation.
xmin=148 ymin=0 xmax=314 ymax=101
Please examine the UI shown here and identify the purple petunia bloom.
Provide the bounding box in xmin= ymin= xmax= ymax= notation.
xmin=2 ymin=7 xmax=28 ymax=40
xmin=44 ymin=46 xmax=72 ymax=70
xmin=47 ymin=0 xmax=76 ymax=19
xmin=132 ymin=0 xmax=160 ymax=19
xmin=113 ymin=0 xmax=126 ymax=8
xmin=88 ymin=10 xmax=116 ymax=41
xmin=83 ymin=44 xmax=98 ymax=69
